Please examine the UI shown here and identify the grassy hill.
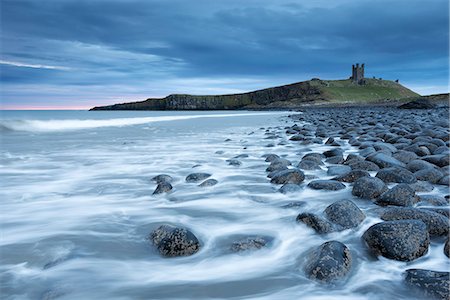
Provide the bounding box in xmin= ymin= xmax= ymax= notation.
xmin=90 ymin=78 xmax=419 ymax=110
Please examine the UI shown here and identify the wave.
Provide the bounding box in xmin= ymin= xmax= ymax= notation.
xmin=0 ymin=112 xmax=282 ymax=132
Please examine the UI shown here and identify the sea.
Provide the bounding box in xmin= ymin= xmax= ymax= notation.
xmin=0 ymin=110 xmax=447 ymax=299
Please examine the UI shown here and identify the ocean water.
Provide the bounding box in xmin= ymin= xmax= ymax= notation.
xmin=0 ymin=110 xmax=448 ymax=300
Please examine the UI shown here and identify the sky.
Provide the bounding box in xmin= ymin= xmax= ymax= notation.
xmin=0 ymin=0 xmax=449 ymax=110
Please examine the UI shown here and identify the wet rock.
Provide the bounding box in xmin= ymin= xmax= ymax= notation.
xmin=407 ymin=159 xmax=437 ymax=172
xmin=375 ymin=184 xmax=417 ymax=207
xmin=302 ymin=152 xmax=325 ymax=163
xmin=332 ymin=170 xmax=370 ymax=183
xmin=231 ymin=236 xmax=268 ymax=252
xmin=150 ymin=224 xmax=200 ymax=257
xmin=323 ymin=148 xmax=344 ymax=158
xmin=399 ymin=98 xmax=437 ymax=109
xmin=392 ymin=150 xmax=419 ymax=164
xmin=418 ymin=194 xmax=447 ymax=206
xmin=404 ymin=269 xmax=449 ymax=299
xmin=414 ymin=168 xmax=444 ymax=183
xmin=226 ymin=159 xmax=241 ymax=166
xmin=422 ymin=154 xmax=449 ymax=167
xmin=279 ymin=183 xmax=301 ymax=194
xmin=266 ymin=158 xmax=291 ymax=172
xmin=198 ymin=179 xmax=218 ymax=187
xmin=153 ymin=182 xmax=173 ymax=195
xmin=308 ymin=180 xmax=346 ymax=191
xmin=362 ymin=220 xmax=429 ymax=261
xmin=445 ymin=239 xmax=449 ymax=258
xmin=409 ymin=181 xmax=434 ymax=192
xmin=349 ymin=160 xmax=380 ymax=172
xmin=186 ymin=173 xmax=212 ymax=183
xmin=263 ymin=154 xmax=280 ymax=162
xmin=366 ymin=153 xmax=405 ymax=169
xmin=352 ymin=177 xmax=388 ymax=199
xmin=327 ymin=165 xmax=352 ymax=176
xmin=375 ymin=167 xmax=417 ymax=183
xmin=380 ymin=207 xmax=449 ymax=236
xmin=438 ymin=175 xmax=449 ymax=186
xmin=296 ymin=213 xmax=334 ymax=234
xmin=325 ymin=155 xmax=345 ymax=164
xmin=270 ymin=169 xmax=305 ymax=184
xmin=281 ymin=201 xmax=306 ymax=209
xmin=304 ymin=241 xmax=352 ymax=283
xmin=324 ymin=200 xmax=365 ymax=229
xmin=297 ymin=159 xmax=322 ymax=170
xmin=151 ymin=174 xmax=173 ymax=184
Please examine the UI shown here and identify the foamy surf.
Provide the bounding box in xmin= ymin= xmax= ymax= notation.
xmin=0 ymin=112 xmax=282 ymax=132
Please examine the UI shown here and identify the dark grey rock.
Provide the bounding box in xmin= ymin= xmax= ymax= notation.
xmin=323 ymin=148 xmax=344 ymax=158
xmin=362 ymin=220 xmax=429 ymax=261
xmin=153 ymin=182 xmax=173 ymax=195
xmin=198 ymin=179 xmax=218 ymax=187
xmin=327 ymin=165 xmax=352 ymax=176
xmin=297 ymin=159 xmax=322 ymax=170
xmin=304 ymin=241 xmax=352 ymax=283
xmin=324 ymin=200 xmax=365 ymax=229
xmin=150 ymin=225 xmax=200 ymax=257
xmin=352 ymin=177 xmax=388 ymax=199
xmin=380 ymin=207 xmax=449 ymax=236
xmin=366 ymin=152 xmax=405 ymax=168
xmin=392 ymin=150 xmax=419 ymax=164
xmin=296 ymin=213 xmax=334 ymax=234
xmin=375 ymin=167 xmax=417 ymax=183
xmin=308 ymin=180 xmax=346 ymax=191
xmin=404 ymin=269 xmax=449 ymax=300
xmin=332 ymin=170 xmax=371 ymax=183
xmin=226 ymin=159 xmax=241 ymax=166
xmin=231 ymin=236 xmax=268 ymax=252
xmin=422 ymin=154 xmax=449 ymax=167
xmin=418 ymin=194 xmax=447 ymax=206
xmin=264 ymin=154 xmax=280 ymax=162
xmin=398 ymin=98 xmax=437 ymax=109
xmin=349 ymin=160 xmax=380 ymax=171
xmin=270 ymin=169 xmax=305 ymax=184
xmin=407 ymin=159 xmax=437 ymax=172
xmin=445 ymin=239 xmax=449 ymax=258
xmin=186 ymin=173 xmax=212 ymax=183
xmin=279 ymin=183 xmax=301 ymax=194
xmin=409 ymin=181 xmax=435 ymax=192
xmin=414 ymin=168 xmax=444 ymax=183
xmin=375 ymin=184 xmax=417 ymax=207
xmin=325 ymin=155 xmax=344 ymax=164
xmin=266 ymin=158 xmax=291 ymax=172
xmin=151 ymin=174 xmax=173 ymax=184
xmin=437 ymin=175 xmax=449 ymax=186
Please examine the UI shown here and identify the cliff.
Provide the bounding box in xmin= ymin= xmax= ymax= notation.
xmin=90 ymin=78 xmax=419 ymax=110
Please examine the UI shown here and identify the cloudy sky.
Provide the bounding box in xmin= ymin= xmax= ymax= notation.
xmin=1 ymin=0 xmax=448 ymax=109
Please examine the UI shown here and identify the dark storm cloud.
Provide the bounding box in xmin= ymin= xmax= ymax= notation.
xmin=0 ymin=0 xmax=448 ymax=108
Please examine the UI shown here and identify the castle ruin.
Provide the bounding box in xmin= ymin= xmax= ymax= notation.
xmin=351 ymin=63 xmax=365 ymax=85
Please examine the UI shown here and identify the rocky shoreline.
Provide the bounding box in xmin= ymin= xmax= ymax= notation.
xmin=149 ymin=106 xmax=449 ymax=299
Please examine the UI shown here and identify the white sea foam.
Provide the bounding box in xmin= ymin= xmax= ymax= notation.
xmin=0 ymin=112 xmax=281 ymax=132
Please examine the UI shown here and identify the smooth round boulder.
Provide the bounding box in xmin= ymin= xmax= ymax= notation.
xmin=153 ymin=182 xmax=173 ymax=195
xmin=366 ymin=152 xmax=405 ymax=168
xmin=333 ymin=170 xmax=370 ymax=183
xmin=407 ymin=159 xmax=437 ymax=172
xmin=414 ymin=168 xmax=444 ymax=183
xmin=375 ymin=167 xmax=417 ymax=183
xmin=266 ymin=158 xmax=291 ymax=172
xmin=380 ymin=207 xmax=449 ymax=236
xmin=264 ymin=154 xmax=280 ymax=162
xmin=297 ymin=159 xmax=322 ymax=170
xmin=230 ymin=236 xmax=268 ymax=252
xmin=186 ymin=173 xmax=212 ymax=183
xmin=270 ymin=169 xmax=305 ymax=184
xmin=308 ymin=180 xmax=346 ymax=191
xmin=362 ymin=220 xmax=429 ymax=261
xmin=352 ymin=177 xmax=388 ymax=199
xmin=327 ymin=165 xmax=351 ymax=176
xmin=296 ymin=213 xmax=334 ymax=234
xmin=226 ymin=159 xmax=241 ymax=166
xmin=323 ymin=148 xmax=344 ymax=158
xmin=324 ymin=200 xmax=365 ymax=229
xmin=279 ymin=183 xmax=301 ymax=194
xmin=151 ymin=174 xmax=173 ymax=184
xmin=304 ymin=241 xmax=352 ymax=283
xmin=150 ymin=224 xmax=200 ymax=257
xmin=418 ymin=194 xmax=447 ymax=206
xmin=375 ymin=184 xmax=417 ymax=207
xmin=349 ymin=160 xmax=380 ymax=171
xmin=405 ymin=269 xmax=450 ymax=300
xmin=198 ymin=179 xmax=218 ymax=187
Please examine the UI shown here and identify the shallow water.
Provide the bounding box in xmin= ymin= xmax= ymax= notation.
xmin=0 ymin=110 xmax=448 ymax=300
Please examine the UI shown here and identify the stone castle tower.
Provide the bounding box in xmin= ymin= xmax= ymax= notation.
xmin=351 ymin=63 xmax=365 ymax=85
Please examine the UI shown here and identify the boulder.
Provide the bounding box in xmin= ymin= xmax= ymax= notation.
xmin=407 ymin=160 xmax=437 ymax=172
xmin=307 ymin=180 xmax=346 ymax=191
xmin=279 ymin=183 xmax=301 ymax=194
xmin=324 ymin=200 xmax=365 ymax=229
xmin=153 ymin=182 xmax=173 ymax=195
xmin=304 ymin=241 xmax=352 ymax=283
xmin=398 ymin=98 xmax=437 ymax=109
xmin=349 ymin=160 xmax=380 ymax=171
xmin=445 ymin=239 xmax=449 ymax=258
xmin=380 ymin=207 xmax=449 ymax=236
xmin=230 ymin=236 xmax=268 ymax=252
xmin=375 ymin=167 xmax=417 ymax=183
xmin=150 ymin=225 xmax=200 ymax=257
xmin=362 ymin=220 xmax=429 ymax=261
xmin=226 ymin=159 xmax=241 ymax=166
xmin=375 ymin=184 xmax=417 ymax=207
xmin=296 ymin=213 xmax=334 ymax=234
xmin=327 ymin=165 xmax=351 ymax=176
xmin=414 ymin=168 xmax=444 ymax=183
xmin=151 ymin=174 xmax=173 ymax=184
xmin=352 ymin=177 xmax=388 ymax=199
xmin=198 ymin=179 xmax=218 ymax=187
xmin=266 ymin=158 xmax=291 ymax=172
xmin=332 ymin=170 xmax=370 ymax=183
xmin=404 ymin=269 xmax=449 ymax=299
xmin=297 ymin=159 xmax=322 ymax=170
xmin=366 ymin=153 xmax=405 ymax=168
xmin=186 ymin=173 xmax=212 ymax=183
xmin=271 ymin=169 xmax=305 ymax=184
